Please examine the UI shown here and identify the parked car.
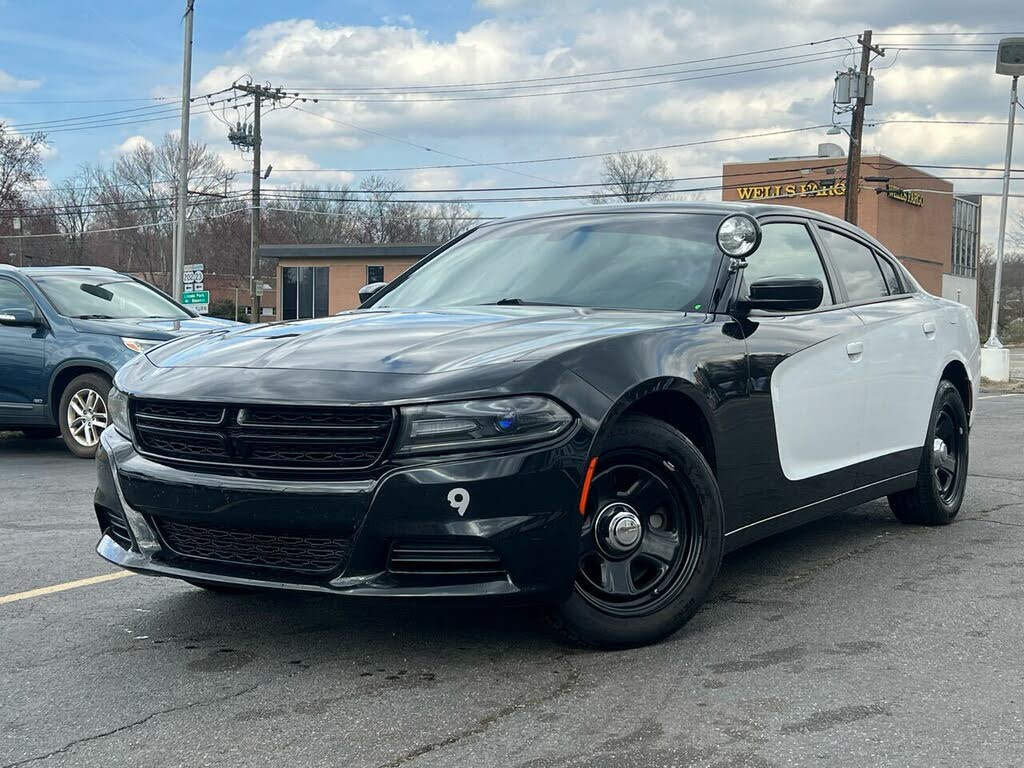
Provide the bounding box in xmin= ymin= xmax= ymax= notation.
xmin=0 ymin=265 xmax=238 ymax=457
xmin=94 ymin=203 xmax=980 ymax=648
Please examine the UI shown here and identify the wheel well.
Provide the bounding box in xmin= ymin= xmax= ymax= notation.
xmin=941 ymin=360 xmax=971 ymax=415
xmin=49 ymin=366 xmax=111 ymax=421
xmin=623 ymin=390 xmax=717 ymax=475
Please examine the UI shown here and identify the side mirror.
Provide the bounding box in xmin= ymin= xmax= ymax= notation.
xmin=0 ymin=307 xmax=40 ymax=327
xmin=358 ymin=281 xmax=388 ymax=305
xmin=737 ymin=277 xmax=823 ymax=314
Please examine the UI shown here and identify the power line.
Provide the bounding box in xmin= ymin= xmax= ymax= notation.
xmin=306 ymin=53 xmax=848 ymax=103
xmin=3 ymin=206 xmax=249 ymax=238
xmin=292 ymin=105 xmax=562 ymax=185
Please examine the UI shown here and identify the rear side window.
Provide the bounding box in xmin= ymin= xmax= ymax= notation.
xmin=875 ymin=255 xmax=904 ymax=295
xmin=819 ymin=230 xmax=888 ymax=302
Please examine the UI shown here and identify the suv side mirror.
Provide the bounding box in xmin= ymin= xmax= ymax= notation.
xmin=0 ymin=307 xmax=40 ymax=327
xmin=358 ymin=281 xmax=388 ymax=305
xmin=736 ymin=277 xmax=823 ymax=314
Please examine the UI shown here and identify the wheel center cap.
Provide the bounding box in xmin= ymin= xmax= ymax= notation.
xmin=596 ymin=503 xmax=643 ymax=554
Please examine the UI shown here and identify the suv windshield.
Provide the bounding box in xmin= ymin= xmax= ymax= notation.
xmin=33 ymin=275 xmax=191 ymax=320
xmin=375 ymin=212 xmax=723 ymax=312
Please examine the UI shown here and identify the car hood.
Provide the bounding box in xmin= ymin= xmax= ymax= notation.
xmin=146 ymin=306 xmax=698 ymax=374
xmin=70 ymin=315 xmax=240 ymax=339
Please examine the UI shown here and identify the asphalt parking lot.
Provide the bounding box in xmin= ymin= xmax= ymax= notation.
xmin=3 ymin=395 xmax=1024 ymax=768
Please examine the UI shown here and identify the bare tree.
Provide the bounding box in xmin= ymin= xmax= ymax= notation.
xmin=590 ymin=151 xmax=674 ymax=204
xmin=0 ymin=124 xmax=47 ymax=212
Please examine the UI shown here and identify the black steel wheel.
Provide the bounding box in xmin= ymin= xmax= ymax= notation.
xmin=889 ymin=380 xmax=969 ymax=526
xmin=549 ymin=414 xmax=724 ymax=649
xmin=576 ymin=456 xmax=703 ymax=617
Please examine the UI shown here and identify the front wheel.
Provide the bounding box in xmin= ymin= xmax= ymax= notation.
xmin=887 ymin=380 xmax=969 ymax=526
xmin=58 ymin=373 xmax=112 ymax=459
xmin=549 ymin=415 xmax=724 ymax=649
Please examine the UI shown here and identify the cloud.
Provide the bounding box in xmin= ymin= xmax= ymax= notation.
xmin=0 ymin=69 xmax=41 ymax=92
xmin=114 ymin=135 xmax=155 ymax=155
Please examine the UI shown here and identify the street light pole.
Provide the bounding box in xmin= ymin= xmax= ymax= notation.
xmin=985 ymin=73 xmax=1018 ymax=350
xmin=172 ymin=0 xmax=195 ymax=304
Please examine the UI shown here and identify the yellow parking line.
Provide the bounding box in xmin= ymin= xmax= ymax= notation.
xmin=0 ymin=571 xmax=134 ymax=605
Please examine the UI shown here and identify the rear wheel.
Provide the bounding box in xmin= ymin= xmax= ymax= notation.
xmin=57 ymin=373 xmax=111 ymax=459
xmin=549 ymin=415 xmax=724 ymax=649
xmin=888 ymin=380 xmax=969 ymax=526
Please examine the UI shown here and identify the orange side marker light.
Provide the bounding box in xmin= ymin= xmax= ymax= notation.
xmin=578 ymin=457 xmax=598 ymax=516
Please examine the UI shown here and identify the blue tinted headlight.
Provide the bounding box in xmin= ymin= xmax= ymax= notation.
xmin=396 ymin=396 xmax=573 ymax=456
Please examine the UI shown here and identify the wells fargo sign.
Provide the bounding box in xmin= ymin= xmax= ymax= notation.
xmin=735 ymin=179 xmax=846 ymax=200
xmin=885 ymin=185 xmax=924 ymax=207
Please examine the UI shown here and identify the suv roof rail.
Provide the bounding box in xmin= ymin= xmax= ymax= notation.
xmin=22 ymin=265 xmax=119 ymax=273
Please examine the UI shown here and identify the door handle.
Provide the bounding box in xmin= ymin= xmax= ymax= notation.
xmin=923 ymin=321 xmax=936 ymax=336
xmin=846 ymin=341 xmax=864 ymax=360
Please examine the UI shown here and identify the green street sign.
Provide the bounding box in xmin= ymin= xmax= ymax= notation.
xmin=181 ymin=291 xmax=210 ymax=305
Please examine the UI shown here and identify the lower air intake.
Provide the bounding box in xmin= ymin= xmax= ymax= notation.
xmin=388 ymin=541 xmax=504 ymax=576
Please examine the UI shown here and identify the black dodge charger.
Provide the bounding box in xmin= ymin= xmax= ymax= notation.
xmin=94 ymin=202 xmax=979 ymax=648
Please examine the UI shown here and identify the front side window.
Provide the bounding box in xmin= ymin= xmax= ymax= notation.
xmin=33 ymin=276 xmax=189 ymax=320
xmin=819 ymin=230 xmax=889 ymax=303
xmin=739 ymin=222 xmax=833 ymax=306
xmin=0 ymin=279 xmax=35 ymax=312
xmin=376 ymin=213 xmax=724 ymax=312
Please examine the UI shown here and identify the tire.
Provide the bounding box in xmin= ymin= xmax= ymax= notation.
xmin=57 ymin=373 xmax=112 ymax=459
xmin=548 ymin=414 xmax=724 ymax=649
xmin=183 ymin=578 xmax=259 ymax=594
xmin=21 ymin=427 xmax=60 ymax=440
xmin=887 ymin=380 xmax=969 ymax=526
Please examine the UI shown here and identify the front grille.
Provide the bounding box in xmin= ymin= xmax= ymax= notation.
xmin=130 ymin=398 xmax=395 ymax=472
xmin=157 ymin=519 xmax=351 ymax=574
xmin=388 ymin=541 xmax=505 ymax=576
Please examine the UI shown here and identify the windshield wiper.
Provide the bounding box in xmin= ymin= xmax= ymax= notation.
xmin=485 ymin=298 xmax=573 ymax=307
xmin=72 ymin=314 xmax=116 ymax=319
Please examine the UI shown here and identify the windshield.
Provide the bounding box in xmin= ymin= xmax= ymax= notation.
xmin=375 ymin=212 xmax=723 ymax=312
xmin=34 ymin=276 xmax=191 ymax=320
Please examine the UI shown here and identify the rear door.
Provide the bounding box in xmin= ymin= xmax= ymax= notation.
xmin=816 ymin=226 xmax=941 ymax=480
xmin=0 ymin=277 xmax=48 ymax=416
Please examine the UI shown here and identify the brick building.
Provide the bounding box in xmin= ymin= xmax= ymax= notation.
xmin=259 ymin=243 xmax=439 ymax=320
xmin=721 ymin=150 xmax=979 ymax=315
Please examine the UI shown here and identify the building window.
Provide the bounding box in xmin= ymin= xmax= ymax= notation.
xmin=367 ymin=265 xmax=385 ymax=284
xmin=281 ymin=266 xmax=329 ymax=320
xmin=952 ymin=196 xmax=980 ymax=278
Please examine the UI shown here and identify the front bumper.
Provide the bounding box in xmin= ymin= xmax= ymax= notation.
xmin=94 ymin=427 xmax=586 ymax=600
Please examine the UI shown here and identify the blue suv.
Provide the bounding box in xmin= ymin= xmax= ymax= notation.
xmin=0 ymin=265 xmax=238 ymax=457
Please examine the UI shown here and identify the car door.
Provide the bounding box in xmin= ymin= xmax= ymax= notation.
xmin=0 ymin=277 xmax=48 ymax=419
xmin=816 ymin=227 xmax=941 ymax=480
xmin=727 ymin=217 xmax=869 ymax=530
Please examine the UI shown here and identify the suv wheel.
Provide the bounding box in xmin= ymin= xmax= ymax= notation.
xmin=548 ymin=415 xmax=724 ymax=649
xmin=58 ymin=373 xmax=112 ymax=458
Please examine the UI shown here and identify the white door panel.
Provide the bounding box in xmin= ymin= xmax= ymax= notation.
xmin=769 ymin=311 xmax=868 ymax=481
xmin=852 ymin=297 xmax=943 ymax=461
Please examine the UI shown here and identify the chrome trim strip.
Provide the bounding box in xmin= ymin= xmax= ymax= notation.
xmin=724 ymin=471 xmax=916 ymax=537
xmin=101 ymin=429 xmax=163 ymax=556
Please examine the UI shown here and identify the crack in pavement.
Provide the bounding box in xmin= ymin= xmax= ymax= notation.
xmin=1 ymin=686 xmax=258 ymax=768
xmin=374 ymin=655 xmax=583 ymax=768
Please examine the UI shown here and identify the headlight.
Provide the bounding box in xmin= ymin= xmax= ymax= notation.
xmin=121 ymin=337 xmax=163 ymax=354
xmin=395 ymin=396 xmax=573 ymax=456
xmin=107 ymin=385 xmax=131 ymax=439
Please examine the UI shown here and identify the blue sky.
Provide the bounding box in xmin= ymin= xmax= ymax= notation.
xmin=0 ymin=0 xmax=1021 ymax=241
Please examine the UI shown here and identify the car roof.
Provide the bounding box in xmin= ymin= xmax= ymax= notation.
xmin=14 ymin=266 xmax=130 ymax=280
xmin=479 ymin=200 xmax=890 ymax=253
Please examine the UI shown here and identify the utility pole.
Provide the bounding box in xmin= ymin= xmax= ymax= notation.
xmin=844 ymin=30 xmax=884 ymax=225
xmin=172 ymin=0 xmax=195 ymax=304
xmin=229 ymin=83 xmax=285 ymax=320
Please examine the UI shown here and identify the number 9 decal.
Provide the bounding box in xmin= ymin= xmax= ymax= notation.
xmin=448 ymin=487 xmax=470 ymax=516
